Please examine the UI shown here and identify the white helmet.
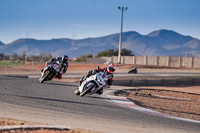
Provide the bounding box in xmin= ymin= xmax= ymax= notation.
xmin=107 ymin=64 xmax=116 ymax=73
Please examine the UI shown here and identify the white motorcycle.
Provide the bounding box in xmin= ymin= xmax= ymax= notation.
xmin=75 ymin=67 xmax=113 ymax=97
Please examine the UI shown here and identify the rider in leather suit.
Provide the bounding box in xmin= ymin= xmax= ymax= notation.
xmin=79 ymin=64 xmax=116 ymax=94
xmin=44 ymin=55 xmax=69 ymax=79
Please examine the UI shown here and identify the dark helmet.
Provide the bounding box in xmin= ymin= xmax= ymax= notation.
xmin=62 ymin=55 xmax=68 ymax=63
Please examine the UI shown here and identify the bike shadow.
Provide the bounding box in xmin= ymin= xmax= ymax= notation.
xmin=85 ymin=95 xmax=109 ymax=100
xmin=0 ymin=93 xmax=120 ymax=110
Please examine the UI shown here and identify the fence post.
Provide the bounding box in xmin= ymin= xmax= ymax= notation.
xmin=157 ymin=56 xmax=159 ymax=66
xmin=145 ymin=56 xmax=147 ymax=65
xmin=133 ymin=56 xmax=136 ymax=65
xmin=111 ymin=56 xmax=113 ymax=63
xmin=191 ymin=57 xmax=194 ymax=68
xmin=180 ymin=57 xmax=183 ymax=67
xmin=168 ymin=56 xmax=171 ymax=67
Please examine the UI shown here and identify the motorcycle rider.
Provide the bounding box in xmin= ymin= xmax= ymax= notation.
xmin=79 ymin=64 xmax=116 ymax=94
xmin=43 ymin=55 xmax=69 ymax=79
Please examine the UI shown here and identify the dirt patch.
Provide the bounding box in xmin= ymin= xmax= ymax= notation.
xmin=0 ymin=118 xmax=36 ymax=126
xmin=115 ymin=86 xmax=200 ymax=121
xmin=0 ymin=63 xmax=199 ymax=75
xmin=0 ymin=63 xmax=109 ymax=74
xmin=0 ymin=118 xmax=102 ymax=133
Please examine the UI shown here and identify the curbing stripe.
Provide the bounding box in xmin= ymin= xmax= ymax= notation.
xmin=0 ymin=125 xmax=70 ymax=131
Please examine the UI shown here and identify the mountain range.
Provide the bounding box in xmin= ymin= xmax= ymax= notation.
xmin=0 ymin=41 xmax=4 ymax=47
xmin=0 ymin=29 xmax=200 ymax=58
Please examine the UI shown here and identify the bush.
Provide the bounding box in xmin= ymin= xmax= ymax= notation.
xmin=10 ymin=52 xmax=52 ymax=63
xmin=95 ymin=49 xmax=134 ymax=58
xmin=76 ymin=54 xmax=93 ymax=62
xmin=0 ymin=60 xmax=24 ymax=66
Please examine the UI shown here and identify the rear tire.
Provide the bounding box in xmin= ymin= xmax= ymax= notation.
xmin=96 ymin=89 xmax=103 ymax=95
xmin=39 ymin=70 xmax=50 ymax=83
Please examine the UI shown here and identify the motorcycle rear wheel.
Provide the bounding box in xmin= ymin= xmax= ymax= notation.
xmin=96 ymin=89 xmax=103 ymax=95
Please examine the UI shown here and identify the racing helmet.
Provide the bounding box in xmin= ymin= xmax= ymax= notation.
xmin=62 ymin=55 xmax=68 ymax=63
xmin=107 ymin=64 xmax=116 ymax=73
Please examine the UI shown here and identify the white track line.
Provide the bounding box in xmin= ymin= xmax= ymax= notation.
xmin=0 ymin=125 xmax=70 ymax=131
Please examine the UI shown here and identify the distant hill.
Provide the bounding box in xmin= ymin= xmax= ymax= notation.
xmin=0 ymin=41 xmax=4 ymax=47
xmin=0 ymin=29 xmax=200 ymax=58
xmin=0 ymin=38 xmax=72 ymax=56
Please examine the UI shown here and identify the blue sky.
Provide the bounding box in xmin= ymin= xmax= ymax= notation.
xmin=0 ymin=0 xmax=200 ymax=44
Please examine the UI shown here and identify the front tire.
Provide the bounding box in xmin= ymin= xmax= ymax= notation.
xmin=75 ymin=87 xmax=80 ymax=95
xmin=80 ymin=83 xmax=95 ymax=97
xmin=39 ymin=70 xmax=50 ymax=83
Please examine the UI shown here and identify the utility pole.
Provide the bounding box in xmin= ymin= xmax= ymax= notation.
xmin=90 ymin=48 xmax=94 ymax=58
xmin=118 ymin=6 xmax=128 ymax=64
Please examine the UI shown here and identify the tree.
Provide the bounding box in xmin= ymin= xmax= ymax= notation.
xmin=120 ymin=48 xmax=133 ymax=56
xmin=0 ymin=53 xmax=4 ymax=60
xmin=85 ymin=54 xmax=93 ymax=58
xmin=39 ymin=52 xmax=52 ymax=62
xmin=11 ymin=54 xmax=19 ymax=62
xmin=95 ymin=49 xmax=134 ymax=58
xmin=76 ymin=54 xmax=93 ymax=62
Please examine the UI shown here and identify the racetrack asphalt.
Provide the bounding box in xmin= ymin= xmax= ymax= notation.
xmin=0 ymin=76 xmax=200 ymax=133
xmin=1 ymin=70 xmax=200 ymax=78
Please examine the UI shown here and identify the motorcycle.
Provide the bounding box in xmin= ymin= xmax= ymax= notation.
xmin=75 ymin=67 xmax=113 ymax=97
xmin=128 ymin=67 xmax=137 ymax=74
xmin=39 ymin=62 xmax=60 ymax=83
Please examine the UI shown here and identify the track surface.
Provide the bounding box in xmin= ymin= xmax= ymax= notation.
xmin=0 ymin=76 xmax=200 ymax=133
xmin=2 ymin=71 xmax=200 ymax=79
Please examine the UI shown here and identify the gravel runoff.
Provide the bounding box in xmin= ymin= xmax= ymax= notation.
xmin=115 ymin=87 xmax=200 ymax=121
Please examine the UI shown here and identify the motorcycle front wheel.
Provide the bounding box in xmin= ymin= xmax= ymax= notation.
xmin=80 ymin=82 xmax=95 ymax=97
xmin=39 ymin=70 xmax=50 ymax=83
xmin=75 ymin=87 xmax=80 ymax=95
